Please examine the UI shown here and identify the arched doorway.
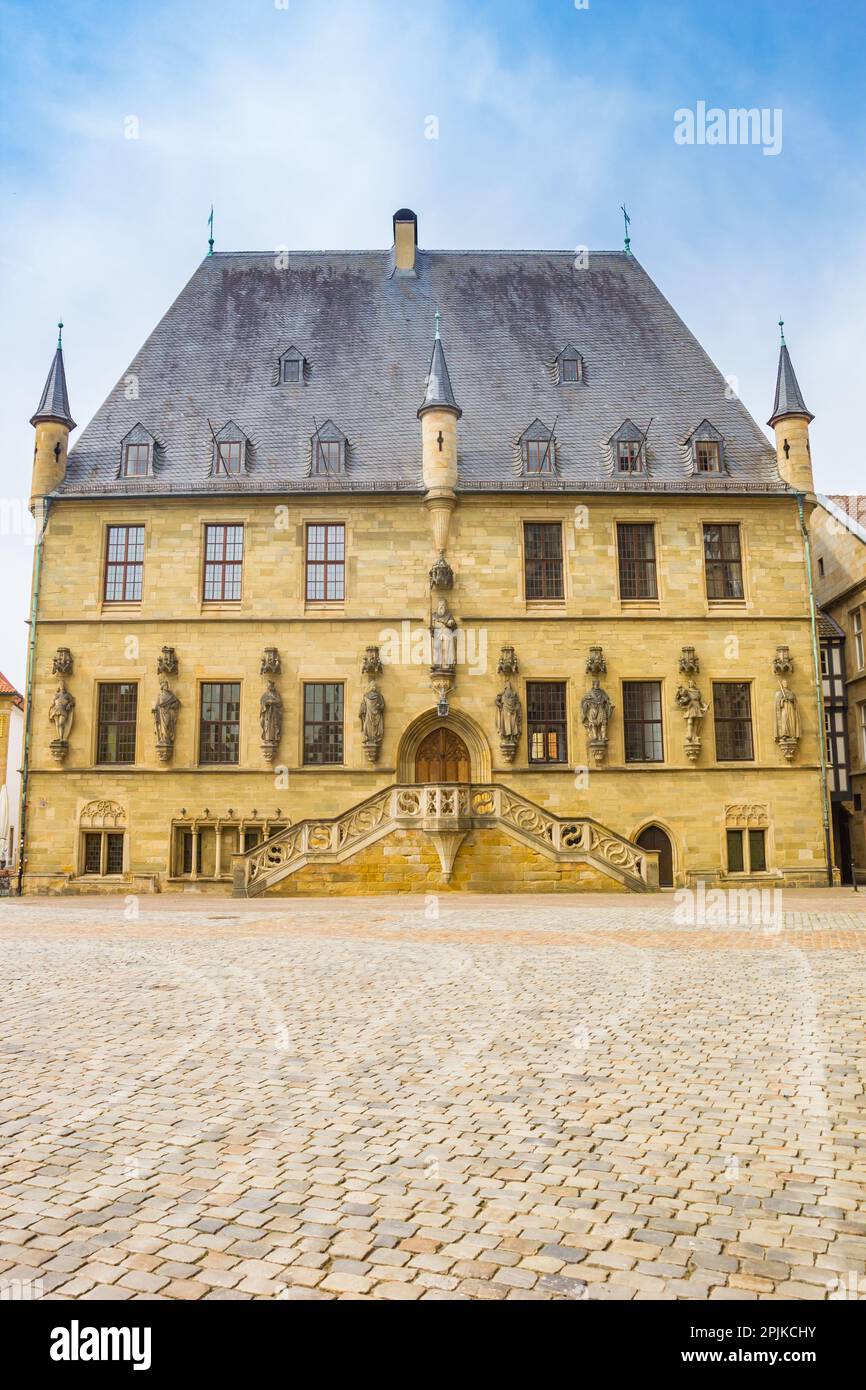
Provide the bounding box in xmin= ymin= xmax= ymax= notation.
xmin=415 ymin=728 xmax=471 ymax=782
xmin=636 ymin=824 xmax=674 ymax=888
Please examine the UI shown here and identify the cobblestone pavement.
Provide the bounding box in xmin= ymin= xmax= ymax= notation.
xmin=0 ymin=890 xmax=864 ymax=1302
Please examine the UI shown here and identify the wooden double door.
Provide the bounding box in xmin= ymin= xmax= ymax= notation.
xmin=414 ymin=728 xmax=471 ymax=783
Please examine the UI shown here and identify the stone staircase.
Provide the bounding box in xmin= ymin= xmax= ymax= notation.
xmin=231 ymin=783 xmax=659 ymax=896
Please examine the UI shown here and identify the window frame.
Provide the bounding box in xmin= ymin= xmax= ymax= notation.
xmin=703 ymin=522 xmax=745 ymax=602
xmin=302 ymin=681 xmax=345 ymax=766
xmin=123 ymin=441 xmax=151 ymax=477
xmin=560 ymin=354 xmax=581 ymax=383
xmin=202 ymin=523 xmax=244 ymax=603
xmin=198 ymin=681 xmax=241 ymax=766
xmin=616 ymin=522 xmax=658 ymax=601
xmin=712 ymin=681 xmax=755 ymax=762
xmin=726 ymin=826 xmax=767 ymax=875
xmin=616 ymin=439 xmax=643 ymax=474
xmin=305 ymin=522 xmax=346 ymax=604
xmin=81 ymin=830 xmax=125 ymax=877
xmin=96 ymin=681 xmax=138 ymax=766
xmin=103 ymin=524 xmax=145 ymax=604
xmin=695 ymin=439 xmax=721 ymax=473
xmin=215 ymin=439 xmax=244 ymax=475
xmin=526 ymin=680 xmax=569 ymax=765
xmin=853 ymin=608 xmax=864 ymax=670
xmin=622 ymin=680 xmax=664 ymax=763
xmin=523 ymin=521 xmax=565 ymax=601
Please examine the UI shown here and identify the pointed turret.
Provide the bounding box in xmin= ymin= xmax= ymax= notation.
xmin=768 ymin=321 xmax=814 ymax=493
xmin=30 ymin=323 xmax=75 ymax=511
xmin=418 ymin=312 xmax=461 ymax=554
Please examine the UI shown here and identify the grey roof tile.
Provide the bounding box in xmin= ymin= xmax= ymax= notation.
xmin=59 ymin=249 xmax=784 ymax=497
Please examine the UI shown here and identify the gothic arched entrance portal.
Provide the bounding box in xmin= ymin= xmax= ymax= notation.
xmin=636 ymin=824 xmax=674 ymax=888
xmin=414 ymin=728 xmax=471 ymax=783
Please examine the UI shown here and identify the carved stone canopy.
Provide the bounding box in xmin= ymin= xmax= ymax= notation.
xmin=497 ymin=644 xmax=519 ymax=677
xmin=428 ymin=550 xmax=454 ymax=591
xmin=361 ymin=644 xmax=384 ymax=676
xmin=772 ymin=645 xmax=795 ymax=675
xmin=52 ymin=647 xmax=73 ymax=676
xmin=679 ymin=645 xmax=700 ymax=675
xmin=157 ymin=645 xmax=178 ymax=676
xmin=260 ymin=647 xmax=281 ymax=676
xmin=585 ymin=645 xmax=607 ymax=676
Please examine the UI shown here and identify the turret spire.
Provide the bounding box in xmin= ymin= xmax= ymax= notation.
xmin=30 ymin=328 xmax=75 ymax=430
xmin=418 ymin=313 xmax=461 ymax=419
xmin=768 ymin=327 xmax=813 ymax=428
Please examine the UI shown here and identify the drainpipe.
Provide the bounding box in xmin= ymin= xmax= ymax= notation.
xmin=797 ymin=491 xmax=834 ymax=887
xmin=17 ymin=498 xmax=50 ymax=895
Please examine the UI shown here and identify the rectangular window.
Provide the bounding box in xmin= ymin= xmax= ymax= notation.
xmin=560 ymin=357 xmax=580 ymax=383
xmin=306 ymin=523 xmax=345 ymax=601
xmin=617 ymin=439 xmax=643 ymax=473
xmin=695 ymin=440 xmax=721 ymax=473
xmin=104 ymin=525 xmax=145 ymax=602
xmin=216 ymin=440 xmax=243 ymax=474
xmin=314 ymin=440 xmax=342 ymax=475
xmin=525 ymin=438 xmax=554 ymax=474
xmin=704 ymin=523 xmax=744 ymax=600
xmin=105 ymin=833 xmax=124 ymax=874
xmin=203 ymin=524 xmax=244 ymax=601
xmin=526 ymin=681 xmax=568 ymax=764
xmin=524 ymin=523 xmax=564 ymax=600
xmin=303 ymin=682 xmax=344 ymax=765
xmin=623 ymin=681 xmax=664 ymax=762
xmin=817 ymin=556 xmax=825 ymax=577
xmin=123 ymin=442 xmax=150 ymax=477
xmin=83 ymin=832 xmax=102 ymax=874
xmin=96 ymin=682 xmax=138 ymax=764
xmin=282 ymin=358 xmax=301 ymax=383
xmin=199 ymin=682 xmax=241 ymax=764
xmin=726 ymin=829 xmax=745 ymax=874
xmin=713 ymin=682 xmax=754 ymax=760
xmin=859 ymin=702 xmax=866 ymax=763
xmin=617 ymin=523 xmax=658 ymax=600
xmin=83 ymin=831 xmax=124 ymax=875
xmin=854 ymin=609 xmax=864 ymax=669
xmin=748 ymin=829 xmax=767 ymax=873
xmin=181 ymin=831 xmax=202 ymax=875
xmin=243 ymin=829 xmax=262 ymax=853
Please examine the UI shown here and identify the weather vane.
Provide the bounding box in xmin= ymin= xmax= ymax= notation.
xmin=57 ymin=319 xmax=64 ymax=349
xmin=778 ymin=316 xmax=785 ymax=346
xmin=207 ymin=205 xmax=214 ymax=257
xmin=621 ymin=204 xmax=632 ymax=255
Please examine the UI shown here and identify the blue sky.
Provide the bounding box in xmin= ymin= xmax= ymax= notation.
xmin=1 ymin=0 xmax=865 ymax=686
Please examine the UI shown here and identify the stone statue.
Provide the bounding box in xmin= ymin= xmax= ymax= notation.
xmin=260 ymin=680 xmax=283 ymax=748
xmin=581 ymin=679 xmax=612 ymax=743
xmin=431 ymin=599 xmax=458 ymax=671
xmin=49 ymin=681 xmax=75 ymax=742
xmin=495 ymin=681 xmax=522 ymax=762
xmin=676 ymin=680 xmax=708 ymax=742
xmin=359 ymin=681 xmax=386 ymax=762
xmin=152 ymin=677 xmax=180 ymax=762
xmin=775 ymin=679 xmax=800 ymax=744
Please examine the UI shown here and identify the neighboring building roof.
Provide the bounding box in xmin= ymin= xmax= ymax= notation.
xmin=768 ymin=343 xmax=813 ymax=427
xmin=818 ymin=609 xmax=846 ymax=641
xmin=817 ymin=493 xmax=866 ymax=548
xmin=59 ymin=248 xmax=784 ymax=497
xmin=0 ymin=671 xmax=23 ymax=705
xmin=30 ymin=345 xmax=76 ymax=430
xmin=827 ymin=494 xmax=866 ymax=528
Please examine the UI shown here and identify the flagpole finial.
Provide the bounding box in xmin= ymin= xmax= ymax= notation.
xmin=434 ymin=308 xmax=441 ymax=340
xmin=207 ymin=205 xmax=215 ymax=257
xmin=621 ymin=204 xmax=632 ymax=255
xmin=57 ymin=319 xmax=64 ymax=349
xmin=778 ymin=316 xmax=785 ymax=346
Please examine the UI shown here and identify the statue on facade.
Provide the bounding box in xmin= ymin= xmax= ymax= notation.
xmin=495 ymin=681 xmax=522 ymax=762
xmin=774 ymin=679 xmax=801 ymax=761
xmin=675 ymin=679 xmax=708 ymax=762
xmin=49 ymin=681 xmax=75 ymax=760
xmin=580 ymin=678 xmax=613 ymax=765
xmin=431 ymin=599 xmax=458 ymax=671
xmin=359 ymin=681 xmax=386 ymax=762
xmin=153 ymin=677 xmax=181 ymax=763
xmin=260 ymin=680 xmax=283 ymax=762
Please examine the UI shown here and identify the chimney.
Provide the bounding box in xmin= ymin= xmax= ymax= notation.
xmin=393 ymin=208 xmax=417 ymax=274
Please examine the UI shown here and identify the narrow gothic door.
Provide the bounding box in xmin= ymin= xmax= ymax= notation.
xmin=636 ymin=824 xmax=674 ymax=888
xmin=414 ymin=728 xmax=471 ymax=783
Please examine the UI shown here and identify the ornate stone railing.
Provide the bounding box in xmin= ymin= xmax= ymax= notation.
xmin=232 ymin=783 xmax=659 ymax=897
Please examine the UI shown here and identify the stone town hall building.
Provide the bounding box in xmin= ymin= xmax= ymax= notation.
xmin=20 ymin=209 xmax=832 ymax=895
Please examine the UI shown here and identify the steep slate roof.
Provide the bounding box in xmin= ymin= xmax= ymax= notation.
xmin=768 ymin=342 xmax=813 ymax=427
xmin=31 ymin=346 xmax=75 ymax=430
xmin=60 ymin=248 xmax=783 ymax=497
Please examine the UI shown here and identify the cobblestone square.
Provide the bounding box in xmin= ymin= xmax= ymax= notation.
xmin=0 ymin=890 xmax=864 ymax=1301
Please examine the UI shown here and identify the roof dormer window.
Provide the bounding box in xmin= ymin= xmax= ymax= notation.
xmin=683 ymin=420 xmax=725 ymax=474
xmin=696 ymin=439 xmax=721 ymax=472
xmin=310 ymin=421 xmax=347 ymax=476
xmin=556 ymin=345 xmax=584 ymax=384
xmin=276 ymin=346 xmax=306 ymax=386
xmin=519 ymin=419 xmax=556 ymax=475
xmin=118 ymin=423 xmax=157 ymax=479
xmin=210 ymin=422 xmax=250 ymax=477
xmin=611 ymin=420 xmax=646 ymax=474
